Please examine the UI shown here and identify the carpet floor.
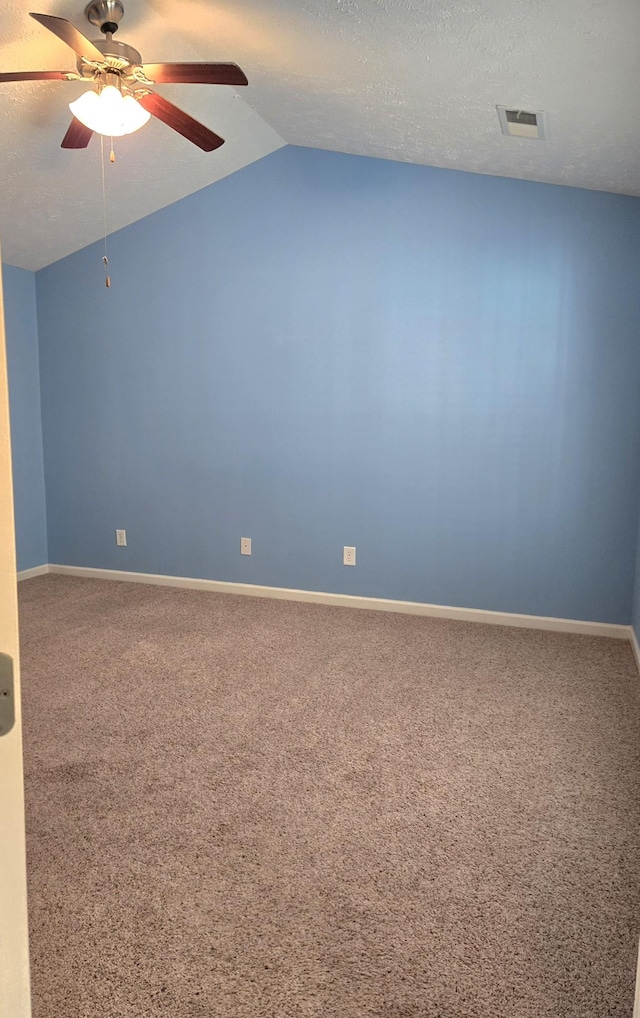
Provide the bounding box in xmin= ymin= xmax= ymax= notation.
xmin=19 ymin=574 xmax=640 ymax=1017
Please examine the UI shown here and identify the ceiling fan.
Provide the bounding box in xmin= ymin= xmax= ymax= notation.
xmin=0 ymin=1 xmax=248 ymax=151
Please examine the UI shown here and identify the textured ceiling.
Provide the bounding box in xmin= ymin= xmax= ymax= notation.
xmin=1 ymin=0 xmax=639 ymax=270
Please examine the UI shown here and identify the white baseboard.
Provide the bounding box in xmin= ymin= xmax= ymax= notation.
xmin=630 ymin=627 xmax=640 ymax=676
xmin=45 ymin=563 xmax=631 ymax=640
xmin=17 ymin=564 xmax=50 ymax=581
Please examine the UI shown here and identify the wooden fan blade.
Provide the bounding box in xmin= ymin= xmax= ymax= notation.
xmin=137 ymin=92 xmax=225 ymax=151
xmin=0 ymin=70 xmax=73 ymax=82
xmin=29 ymin=13 xmax=104 ymax=63
xmin=141 ymin=62 xmax=248 ymax=86
xmin=61 ymin=117 xmax=93 ymax=149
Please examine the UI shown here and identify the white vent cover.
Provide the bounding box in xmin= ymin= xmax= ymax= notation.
xmin=497 ymin=106 xmax=546 ymax=140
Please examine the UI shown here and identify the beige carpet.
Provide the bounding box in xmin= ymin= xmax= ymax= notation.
xmin=19 ymin=574 xmax=640 ymax=1017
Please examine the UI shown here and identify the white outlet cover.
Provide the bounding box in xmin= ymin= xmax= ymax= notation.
xmin=115 ymin=529 xmax=127 ymax=547
xmin=241 ymin=538 xmax=252 ymax=556
xmin=343 ymin=546 xmax=356 ymax=566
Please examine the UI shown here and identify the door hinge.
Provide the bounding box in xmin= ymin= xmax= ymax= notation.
xmin=0 ymin=653 xmax=15 ymax=736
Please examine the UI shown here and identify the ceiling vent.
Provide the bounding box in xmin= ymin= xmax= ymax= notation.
xmin=497 ymin=106 xmax=546 ymax=140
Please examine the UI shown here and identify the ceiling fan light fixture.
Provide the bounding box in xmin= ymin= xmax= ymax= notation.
xmin=69 ymin=84 xmax=150 ymax=137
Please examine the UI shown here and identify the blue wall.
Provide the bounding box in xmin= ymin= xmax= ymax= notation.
xmin=632 ymin=516 xmax=640 ymax=641
xmin=3 ymin=264 xmax=47 ymax=572
xmin=35 ymin=146 xmax=640 ymax=623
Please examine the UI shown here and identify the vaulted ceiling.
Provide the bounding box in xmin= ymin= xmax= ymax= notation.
xmin=1 ymin=0 xmax=639 ymax=271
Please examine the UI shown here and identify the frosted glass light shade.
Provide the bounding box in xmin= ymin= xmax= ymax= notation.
xmin=69 ymin=86 xmax=151 ymax=137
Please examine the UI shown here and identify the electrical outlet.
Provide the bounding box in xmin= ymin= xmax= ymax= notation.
xmin=115 ymin=529 xmax=127 ymax=547
xmin=241 ymin=537 xmax=252 ymax=556
xmin=343 ymin=546 xmax=356 ymax=566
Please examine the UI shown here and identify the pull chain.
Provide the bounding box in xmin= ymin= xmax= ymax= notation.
xmin=100 ymin=135 xmax=111 ymax=287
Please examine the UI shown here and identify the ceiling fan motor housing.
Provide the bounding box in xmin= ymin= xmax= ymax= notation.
xmin=76 ymin=38 xmax=143 ymax=78
xmin=80 ymin=2 xmax=144 ymax=81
